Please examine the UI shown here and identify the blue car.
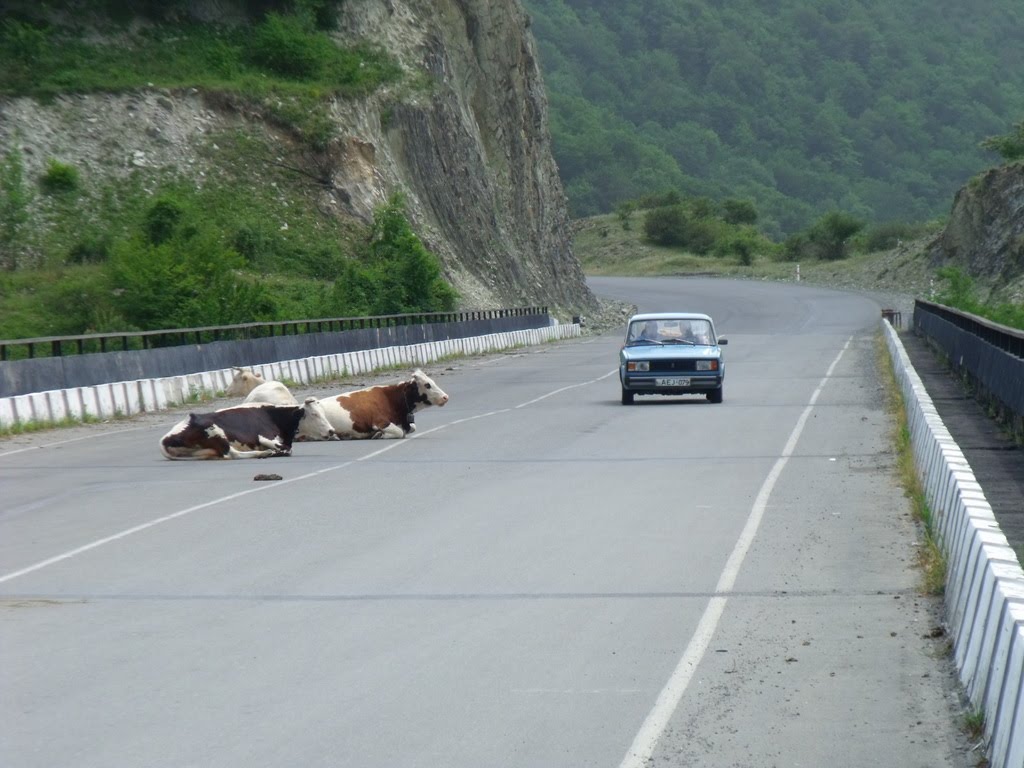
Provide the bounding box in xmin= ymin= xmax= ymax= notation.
xmin=619 ymin=312 xmax=728 ymax=405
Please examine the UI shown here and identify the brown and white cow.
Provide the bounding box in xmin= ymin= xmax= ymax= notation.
xmin=318 ymin=369 xmax=449 ymax=439
xmin=159 ymin=398 xmax=335 ymax=460
xmin=224 ymin=367 xmax=265 ymax=397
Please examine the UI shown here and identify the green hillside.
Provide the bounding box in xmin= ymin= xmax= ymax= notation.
xmin=523 ymin=0 xmax=1024 ymax=236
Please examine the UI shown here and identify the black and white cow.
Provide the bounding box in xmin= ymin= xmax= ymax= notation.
xmin=159 ymin=398 xmax=334 ymax=460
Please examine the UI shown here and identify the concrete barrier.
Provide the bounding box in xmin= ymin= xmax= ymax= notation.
xmin=884 ymin=321 xmax=1024 ymax=768
xmin=0 ymin=324 xmax=580 ymax=430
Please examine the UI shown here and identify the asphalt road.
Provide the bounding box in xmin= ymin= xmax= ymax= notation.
xmin=1 ymin=278 xmax=972 ymax=767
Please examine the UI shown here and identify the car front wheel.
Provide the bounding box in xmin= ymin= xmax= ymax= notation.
xmin=707 ymin=386 xmax=723 ymax=404
xmin=621 ymin=387 xmax=635 ymax=405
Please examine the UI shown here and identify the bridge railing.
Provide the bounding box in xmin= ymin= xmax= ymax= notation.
xmin=0 ymin=308 xmax=548 ymax=362
xmin=0 ymin=307 xmax=552 ymax=399
xmin=913 ymin=299 xmax=1024 ymax=430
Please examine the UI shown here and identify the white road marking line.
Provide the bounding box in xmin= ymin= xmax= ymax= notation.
xmin=0 ymin=423 xmax=166 ymax=458
xmin=0 ymin=375 xmax=610 ymax=584
xmin=515 ymin=370 xmax=617 ymax=408
xmin=618 ymin=337 xmax=851 ymax=768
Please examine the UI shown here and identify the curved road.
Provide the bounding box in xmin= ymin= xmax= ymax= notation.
xmin=1 ymin=278 xmax=969 ymax=767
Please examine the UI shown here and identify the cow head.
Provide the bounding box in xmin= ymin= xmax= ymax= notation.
xmin=409 ymin=369 xmax=449 ymax=409
xmin=297 ymin=396 xmax=337 ymax=440
xmin=225 ymin=367 xmax=266 ymax=397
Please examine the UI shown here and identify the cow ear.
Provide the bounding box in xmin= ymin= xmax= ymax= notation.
xmin=303 ymin=396 xmax=317 ymax=405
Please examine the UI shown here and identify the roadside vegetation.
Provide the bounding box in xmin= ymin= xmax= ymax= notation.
xmin=578 ymin=195 xmax=942 ymax=296
xmin=931 ymin=266 xmax=1024 ymax=329
xmin=0 ymin=132 xmax=456 ymax=346
xmin=876 ymin=334 xmax=947 ymax=594
xmin=576 ymin=184 xmax=1024 ymax=330
xmin=0 ymin=2 xmax=461 ymax=347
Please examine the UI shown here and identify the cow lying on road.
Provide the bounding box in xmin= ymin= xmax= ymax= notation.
xmin=160 ymin=398 xmax=335 ymax=460
xmin=244 ymin=380 xmax=299 ymax=406
xmin=225 ymin=367 xmax=265 ymax=397
xmin=319 ymin=369 xmax=449 ymax=439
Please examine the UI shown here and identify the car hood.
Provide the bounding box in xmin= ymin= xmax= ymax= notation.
xmin=621 ymin=344 xmax=721 ymax=359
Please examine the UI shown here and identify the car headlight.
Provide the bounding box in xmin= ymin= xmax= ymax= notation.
xmin=695 ymin=360 xmax=719 ymax=371
xmin=626 ymin=361 xmax=650 ymax=372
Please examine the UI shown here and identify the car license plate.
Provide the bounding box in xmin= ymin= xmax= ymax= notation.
xmin=655 ymin=377 xmax=690 ymax=386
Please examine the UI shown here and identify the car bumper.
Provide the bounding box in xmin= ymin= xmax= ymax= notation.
xmin=621 ymin=373 xmax=722 ymax=395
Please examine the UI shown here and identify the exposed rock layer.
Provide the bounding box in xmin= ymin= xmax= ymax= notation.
xmin=0 ymin=0 xmax=598 ymax=316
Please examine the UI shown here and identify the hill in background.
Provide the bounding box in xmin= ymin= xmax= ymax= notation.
xmin=523 ymin=0 xmax=1024 ymax=237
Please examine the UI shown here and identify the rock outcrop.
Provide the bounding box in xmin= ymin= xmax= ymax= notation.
xmin=929 ymin=163 xmax=1024 ymax=300
xmin=0 ymin=0 xmax=599 ymax=316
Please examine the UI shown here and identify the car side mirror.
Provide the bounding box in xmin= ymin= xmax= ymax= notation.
xmin=718 ymin=338 xmax=728 ymax=345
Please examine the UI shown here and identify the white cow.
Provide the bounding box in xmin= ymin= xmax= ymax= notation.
xmin=244 ymin=381 xmax=299 ymax=406
xmin=224 ymin=367 xmax=265 ymax=397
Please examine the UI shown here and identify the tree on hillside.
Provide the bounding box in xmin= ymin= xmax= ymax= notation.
xmin=810 ymin=211 xmax=864 ymax=260
xmin=523 ymin=0 xmax=1024 ymax=233
xmin=980 ymin=120 xmax=1024 ymax=162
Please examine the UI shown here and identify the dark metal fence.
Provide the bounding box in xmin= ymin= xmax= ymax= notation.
xmin=0 ymin=308 xmax=551 ymax=398
xmin=913 ymin=299 xmax=1024 ymax=428
xmin=0 ymin=308 xmax=547 ymax=362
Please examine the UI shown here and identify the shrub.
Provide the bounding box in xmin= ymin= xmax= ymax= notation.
xmin=68 ymin=233 xmax=112 ymax=264
xmin=714 ymin=229 xmax=760 ymax=265
xmin=40 ymin=159 xmax=79 ymax=194
xmin=363 ymin=194 xmax=458 ymax=313
xmin=616 ymin=200 xmax=637 ymax=230
xmin=980 ymin=120 xmax=1024 ymax=163
xmin=861 ymin=221 xmax=923 ymax=252
xmin=722 ymin=198 xmax=758 ymax=225
xmin=935 ymin=266 xmax=977 ymax=309
xmin=1 ymin=19 xmax=47 ymax=62
xmin=110 ymin=205 xmax=275 ymax=329
xmin=643 ymin=205 xmax=690 ymax=246
xmin=249 ymin=13 xmax=335 ymax=79
xmin=778 ymin=233 xmax=810 ymax=262
xmin=809 ymin=210 xmax=864 ymax=260
xmin=642 ymin=205 xmax=720 ymax=254
xmin=0 ymin=147 xmax=30 ymax=268
xmin=143 ymin=195 xmax=187 ymax=245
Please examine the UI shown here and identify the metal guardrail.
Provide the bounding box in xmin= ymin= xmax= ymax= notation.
xmin=0 ymin=307 xmax=548 ymax=361
xmin=914 ymin=299 xmax=1024 ymax=357
xmin=913 ymin=299 xmax=1024 ymax=428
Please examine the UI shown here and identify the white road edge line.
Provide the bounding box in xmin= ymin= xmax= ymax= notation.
xmin=0 ymin=373 xmax=616 ymax=585
xmin=618 ymin=337 xmax=852 ymax=768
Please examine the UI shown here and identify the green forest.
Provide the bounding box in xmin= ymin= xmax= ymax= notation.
xmin=522 ymin=0 xmax=1024 ymax=236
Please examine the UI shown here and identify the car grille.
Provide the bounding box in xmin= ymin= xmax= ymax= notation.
xmin=649 ymin=360 xmax=702 ymax=373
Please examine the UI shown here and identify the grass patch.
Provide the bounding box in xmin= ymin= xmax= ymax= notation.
xmin=876 ymin=331 xmax=947 ymax=595
xmin=0 ymin=15 xmax=401 ymax=149
xmin=0 ymin=19 xmax=400 ymax=100
xmin=963 ymin=706 xmax=986 ymax=742
xmin=0 ymin=413 xmax=100 ymax=438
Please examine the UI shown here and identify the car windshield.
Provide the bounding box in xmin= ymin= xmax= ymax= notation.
xmin=626 ymin=318 xmax=714 ymax=346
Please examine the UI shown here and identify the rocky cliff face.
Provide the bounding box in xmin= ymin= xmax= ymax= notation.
xmin=0 ymin=0 xmax=599 ymax=316
xmin=929 ymin=163 xmax=1024 ymax=301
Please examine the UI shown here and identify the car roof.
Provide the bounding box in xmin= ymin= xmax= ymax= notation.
xmin=628 ymin=312 xmax=713 ymax=322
